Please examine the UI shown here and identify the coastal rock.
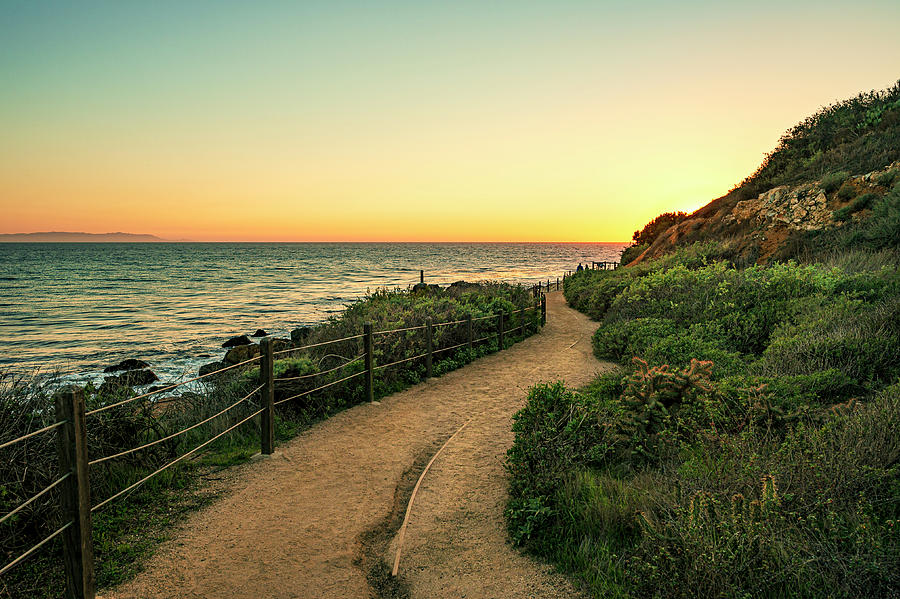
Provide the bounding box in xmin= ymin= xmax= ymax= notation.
xmin=223 ymin=335 xmax=252 ymax=348
xmin=103 ymin=358 xmax=150 ymax=373
xmin=252 ymin=329 xmax=268 ymax=337
xmin=199 ymin=360 xmax=229 ymax=377
xmin=272 ymin=338 xmax=292 ymax=353
xmin=99 ymin=369 xmax=159 ymax=394
xmin=225 ymin=343 xmax=260 ymax=364
xmin=291 ymin=327 xmax=313 ymax=345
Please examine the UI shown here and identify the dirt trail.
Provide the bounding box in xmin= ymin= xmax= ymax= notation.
xmin=103 ymin=291 xmax=609 ymax=599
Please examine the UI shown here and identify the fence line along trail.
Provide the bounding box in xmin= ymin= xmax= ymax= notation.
xmin=103 ymin=291 xmax=611 ymax=599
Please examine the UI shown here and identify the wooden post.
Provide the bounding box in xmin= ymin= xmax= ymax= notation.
xmin=259 ymin=337 xmax=274 ymax=455
xmin=541 ymin=294 xmax=547 ymax=326
xmin=420 ymin=270 xmax=424 ymax=284
xmin=520 ymin=308 xmax=526 ymax=337
xmin=497 ymin=312 xmax=504 ymax=350
xmin=364 ymin=323 xmax=374 ymax=402
xmin=556 ymin=277 xmax=559 ymax=290
xmin=466 ymin=314 xmax=473 ymax=351
xmin=55 ymin=386 xmax=95 ymax=599
xmin=425 ymin=317 xmax=433 ymax=379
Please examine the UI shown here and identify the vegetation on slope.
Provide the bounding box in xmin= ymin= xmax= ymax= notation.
xmin=618 ymin=80 xmax=900 ymax=265
xmin=733 ymin=81 xmax=900 ymax=201
xmin=507 ymin=245 xmax=900 ymax=598
xmin=1 ymin=282 xmax=539 ymax=598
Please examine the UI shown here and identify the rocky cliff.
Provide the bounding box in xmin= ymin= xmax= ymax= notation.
xmin=630 ymin=161 xmax=900 ymax=265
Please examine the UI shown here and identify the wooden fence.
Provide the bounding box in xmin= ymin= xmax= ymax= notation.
xmin=1 ymin=291 xmax=549 ymax=598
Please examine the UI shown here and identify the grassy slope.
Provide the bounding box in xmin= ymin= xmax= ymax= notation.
xmin=507 ymin=244 xmax=900 ymax=598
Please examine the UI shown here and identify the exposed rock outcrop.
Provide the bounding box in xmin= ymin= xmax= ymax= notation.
xmin=630 ymin=161 xmax=899 ymax=265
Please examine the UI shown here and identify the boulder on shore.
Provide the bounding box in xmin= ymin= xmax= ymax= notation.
xmin=99 ymin=369 xmax=159 ymax=395
xmin=412 ymin=283 xmax=441 ymax=293
xmin=199 ymin=360 xmax=229 ymax=377
xmin=291 ymin=327 xmax=313 ymax=345
xmin=224 ymin=343 xmax=260 ymax=365
xmin=223 ymin=335 xmax=252 ymax=348
xmin=252 ymin=329 xmax=268 ymax=337
xmin=103 ymin=358 xmax=150 ymax=373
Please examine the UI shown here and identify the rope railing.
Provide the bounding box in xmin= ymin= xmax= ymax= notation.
xmin=373 ymin=352 xmax=428 ymax=372
xmin=2 ymin=283 xmax=554 ymax=593
xmin=373 ymin=324 xmax=427 ymax=336
xmin=431 ymin=318 xmax=468 ymax=328
xmin=433 ymin=341 xmax=469 ymax=355
xmin=0 ymin=521 xmax=73 ymax=577
xmin=0 ymin=472 xmax=71 ymax=527
xmin=0 ymin=419 xmax=67 ymax=451
xmin=274 ymin=354 xmax=364 ymax=382
xmin=91 ymin=407 xmax=266 ymax=514
xmin=88 ymin=385 xmax=263 ymax=467
xmin=272 ymin=333 xmax=365 ymax=357
xmin=84 ymin=354 xmax=262 ymax=417
xmin=273 ymin=370 xmax=366 ymax=406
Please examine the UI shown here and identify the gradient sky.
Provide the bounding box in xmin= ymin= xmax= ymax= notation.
xmin=1 ymin=1 xmax=898 ymax=242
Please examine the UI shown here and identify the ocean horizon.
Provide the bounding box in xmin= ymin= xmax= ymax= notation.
xmin=0 ymin=241 xmax=626 ymax=385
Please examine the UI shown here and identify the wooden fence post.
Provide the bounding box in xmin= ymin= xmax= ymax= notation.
xmin=420 ymin=270 xmax=424 ymax=284
xmin=425 ymin=317 xmax=433 ymax=379
xmin=55 ymin=386 xmax=95 ymax=599
xmin=520 ymin=308 xmax=526 ymax=338
xmin=466 ymin=314 xmax=473 ymax=351
xmin=556 ymin=277 xmax=559 ymax=290
xmin=497 ymin=312 xmax=504 ymax=350
xmin=259 ymin=337 xmax=274 ymax=455
xmin=541 ymin=294 xmax=547 ymax=326
xmin=364 ymin=323 xmax=374 ymax=402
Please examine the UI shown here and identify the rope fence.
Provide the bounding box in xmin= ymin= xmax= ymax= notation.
xmin=0 ymin=279 xmax=555 ymax=598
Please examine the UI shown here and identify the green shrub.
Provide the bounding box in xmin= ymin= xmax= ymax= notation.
xmin=822 ymin=170 xmax=850 ymax=193
xmin=852 ymin=192 xmax=878 ymax=211
xmin=875 ymin=168 xmax=897 ymax=188
xmin=619 ymin=243 xmax=647 ymax=266
xmin=511 ymin=242 xmax=900 ymax=597
xmin=837 ymin=180 xmax=857 ymax=200
xmin=834 ymin=205 xmax=853 ymax=221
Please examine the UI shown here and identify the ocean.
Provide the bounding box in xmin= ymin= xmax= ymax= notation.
xmin=0 ymin=242 xmax=625 ymax=385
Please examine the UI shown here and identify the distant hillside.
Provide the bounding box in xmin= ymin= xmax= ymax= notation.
xmin=624 ymin=80 xmax=900 ymax=265
xmin=0 ymin=232 xmax=167 ymax=243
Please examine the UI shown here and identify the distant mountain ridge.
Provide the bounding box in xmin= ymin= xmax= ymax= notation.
xmin=0 ymin=232 xmax=168 ymax=242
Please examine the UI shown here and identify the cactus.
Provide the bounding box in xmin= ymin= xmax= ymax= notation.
xmin=620 ymin=357 xmax=714 ymax=441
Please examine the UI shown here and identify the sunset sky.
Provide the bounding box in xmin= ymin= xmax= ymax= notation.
xmin=1 ymin=1 xmax=898 ymax=242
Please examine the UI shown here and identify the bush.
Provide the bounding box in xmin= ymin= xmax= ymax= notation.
xmin=852 ymin=192 xmax=878 ymax=212
xmin=821 ymin=170 xmax=850 ymax=193
xmin=509 ymin=243 xmax=900 ymax=598
xmin=837 ymin=180 xmax=858 ymax=200
xmin=875 ymin=168 xmax=897 ymax=188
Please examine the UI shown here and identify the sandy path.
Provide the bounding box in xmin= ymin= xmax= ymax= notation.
xmin=103 ymin=291 xmax=608 ymax=599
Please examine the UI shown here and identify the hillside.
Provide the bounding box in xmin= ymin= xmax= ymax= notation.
xmin=625 ymin=81 xmax=900 ymax=265
xmin=0 ymin=231 xmax=167 ymax=242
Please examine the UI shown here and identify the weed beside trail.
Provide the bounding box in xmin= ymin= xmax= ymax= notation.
xmin=507 ymin=245 xmax=900 ymax=598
